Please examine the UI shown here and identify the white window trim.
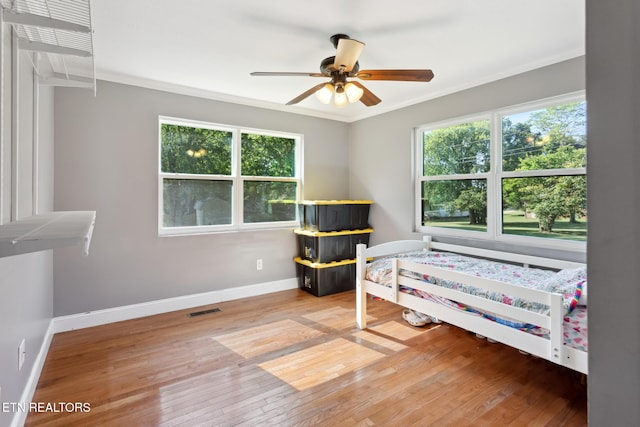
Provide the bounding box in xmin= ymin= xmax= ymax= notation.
xmin=158 ymin=116 xmax=302 ymax=236
xmin=415 ymin=92 xmax=586 ymax=252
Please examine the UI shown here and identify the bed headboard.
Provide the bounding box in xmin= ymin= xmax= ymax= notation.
xmin=426 ymin=237 xmax=584 ymax=270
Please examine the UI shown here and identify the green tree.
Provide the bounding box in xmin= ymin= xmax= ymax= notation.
xmin=453 ymin=184 xmax=487 ymax=225
xmin=241 ymin=133 xmax=296 ymax=177
xmin=529 ymin=102 xmax=587 ymax=151
xmin=423 ymin=121 xmax=491 ymax=176
xmin=161 ymin=124 xmax=232 ymax=175
xmin=241 ymin=134 xmax=297 ymax=222
xmin=514 ymin=147 xmax=586 ymax=231
xmin=501 ymin=119 xmax=542 ymax=172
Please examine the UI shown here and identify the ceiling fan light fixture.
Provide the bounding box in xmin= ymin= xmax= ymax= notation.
xmin=315 ymin=83 xmax=334 ymax=104
xmin=344 ymin=82 xmax=364 ymax=103
xmin=333 ymin=86 xmax=348 ymax=108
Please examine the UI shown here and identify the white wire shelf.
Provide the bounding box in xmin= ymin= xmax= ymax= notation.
xmin=1 ymin=0 xmax=96 ymax=93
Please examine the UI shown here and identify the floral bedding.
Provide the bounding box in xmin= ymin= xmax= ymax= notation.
xmin=365 ymin=250 xmax=588 ymax=351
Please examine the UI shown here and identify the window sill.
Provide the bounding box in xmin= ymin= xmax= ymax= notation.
xmin=158 ymin=222 xmax=298 ymax=237
xmin=0 ymin=211 xmax=96 ymax=258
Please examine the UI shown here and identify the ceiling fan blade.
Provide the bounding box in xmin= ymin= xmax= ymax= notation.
xmin=356 ymin=69 xmax=434 ymax=82
xmin=334 ymin=38 xmax=365 ymax=72
xmin=286 ymin=83 xmax=328 ymax=105
xmin=251 ymin=72 xmax=325 ymax=77
xmin=351 ymin=81 xmax=381 ymax=106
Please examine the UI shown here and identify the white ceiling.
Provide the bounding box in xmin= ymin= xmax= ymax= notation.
xmin=85 ymin=0 xmax=585 ymax=123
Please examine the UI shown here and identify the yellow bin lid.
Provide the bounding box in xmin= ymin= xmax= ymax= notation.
xmin=298 ymin=200 xmax=373 ymax=205
xmin=293 ymin=228 xmax=373 ymax=237
xmin=293 ymin=257 xmax=357 ymax=268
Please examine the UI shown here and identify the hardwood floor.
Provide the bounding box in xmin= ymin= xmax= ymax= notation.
xmin=27 ymin=289 xmax=587 ymax=426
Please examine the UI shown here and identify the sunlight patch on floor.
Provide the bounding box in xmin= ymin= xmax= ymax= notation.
xmin=212 ymin=319 xmax=325 ymax=358
xmin=258 ymin=338 xmax=385 ymax=391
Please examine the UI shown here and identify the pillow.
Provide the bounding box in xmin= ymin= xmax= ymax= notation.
xmin=555 ymin=267 xmax=587 ymax=306
xmin=540 ymin=267 xmax=587 ymax=313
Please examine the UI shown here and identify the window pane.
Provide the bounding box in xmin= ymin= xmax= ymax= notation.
xmin=502 ymin=176 xmax=586 ymax=241
xmin=163 ymin=179 xmax=232 ymax=227
xmin=421 ymin=179 xmax=487 ymax=232
xmin=243 ymin=181 xmax=297 ymax=223
xmin=423 ymin=120 xmax=490 ymax=175
xmin=161 ymin=124 xmax=232 ymax=175
xmin=502 ymin=101 xmax=586 ymax=172
xmin=241 ymin=133 xmax=296 ymax=177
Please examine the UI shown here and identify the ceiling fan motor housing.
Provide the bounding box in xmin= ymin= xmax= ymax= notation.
xmin=320 ymin=56 xmax=360 ymax=76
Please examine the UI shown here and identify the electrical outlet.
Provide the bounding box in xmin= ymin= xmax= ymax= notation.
xmin=18 ymin=339 xmax=26 ymax=371
xmin=256 ymin=259 xmax=263 ymax=270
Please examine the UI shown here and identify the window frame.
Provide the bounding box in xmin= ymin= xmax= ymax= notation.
xmin=415 ymin=113 xmax=493 ymax=238
xmin=158 ymin=116 xmax=302 ymax=236
xmin=415 ymin=92 xmax=586 ymax=252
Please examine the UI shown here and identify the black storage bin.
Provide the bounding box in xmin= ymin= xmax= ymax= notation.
xmin=294 ymin=228 xmax=373 ymax=263
xmin=298 ymin=200 xmax=372 ymax=232
xmin=294 ymin=257 xmax=356 ymax=297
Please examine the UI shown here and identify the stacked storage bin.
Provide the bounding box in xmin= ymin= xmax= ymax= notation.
xmin=294 ymin=200 xmax=373 ymax=296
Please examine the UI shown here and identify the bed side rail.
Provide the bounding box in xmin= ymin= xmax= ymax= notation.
xmin=398 ymin=260 xmax=563 ymax=330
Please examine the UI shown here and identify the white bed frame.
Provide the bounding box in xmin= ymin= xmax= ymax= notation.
xmin=355 ymin=236 xmax=588 ymax=374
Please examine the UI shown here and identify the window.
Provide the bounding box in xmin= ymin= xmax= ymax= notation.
xmin=420 ymin=118 xmax=491 ymax=233
xmin=416 ymin=94 xmax=586 ymax=250
xmin=159 ymin=117 xmax=301 ymax=235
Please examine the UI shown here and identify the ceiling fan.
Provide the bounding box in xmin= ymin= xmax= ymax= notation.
xmin=250 ymin=34 xmax=434 ymax=108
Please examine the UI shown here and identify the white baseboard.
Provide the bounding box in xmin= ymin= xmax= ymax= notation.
xmin=11 ymin=320 xmax=55 ymax=427
xmin=52 ymin=278 xmax=298 ymax=333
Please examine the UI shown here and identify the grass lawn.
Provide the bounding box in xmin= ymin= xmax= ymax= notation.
xmin=425 ymin=210 xmax=587 ymax=241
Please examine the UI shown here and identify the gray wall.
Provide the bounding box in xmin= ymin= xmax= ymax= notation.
xmin=586 ymin=0 xmax=640 ymax=423
xmin=0 ymin=30 xmax=55 ymax=427
xmin=53 ymin=81 xmax=349 ymax=316
xmin=349 ymin=56 xmax=586 ymax=262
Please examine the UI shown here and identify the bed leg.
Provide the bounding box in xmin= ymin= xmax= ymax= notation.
xmin=549 ymin=294 xmax=564 ymax=363
xmin=356 ymin=285 xmax=367 ymax=329
xmin=356 ymin=243 xmax=367 ymax=329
